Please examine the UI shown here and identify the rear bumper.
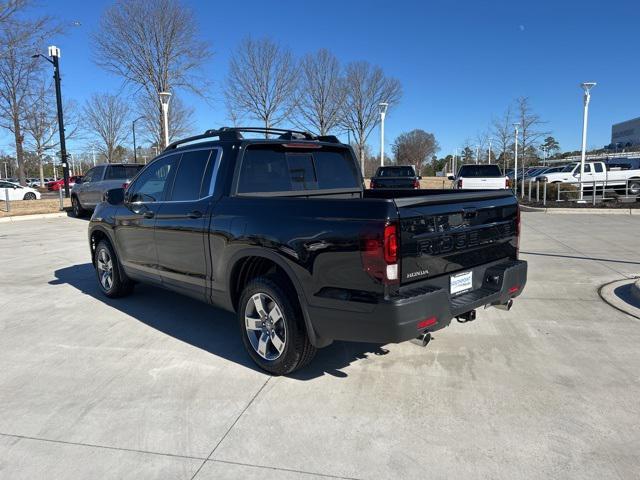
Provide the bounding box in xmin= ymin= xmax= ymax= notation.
xmin=307 ymin=259 xmax=527 ymax=344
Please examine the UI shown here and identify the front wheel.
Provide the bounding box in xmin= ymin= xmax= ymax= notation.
xmin=95 ymin=240 xmax=134 ymax=298
xmin=71 ymin=196 xmax=86 ymax=217
xmin=629 ymin=180 xmax=640 ymax=196
xmin=238 ymin=275 xmax=316 ymax=375
xmin=23 ymin=192 xmax=36 ymax=200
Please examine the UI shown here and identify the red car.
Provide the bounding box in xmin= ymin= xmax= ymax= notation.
xmin=46 ymin=176 xmax=83 ymax=191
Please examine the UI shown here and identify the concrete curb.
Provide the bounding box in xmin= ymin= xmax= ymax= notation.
xmin=599 ymin=278 xmax=640 ymax=320
xmin=0 ymin=212 xmax=68 ymax=223
xmin=632 ymin=280 xmax=640 ymax=304
xmin=520 ymin=205 xmax=638 ymax=214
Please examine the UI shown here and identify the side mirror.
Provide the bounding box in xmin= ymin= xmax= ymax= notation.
xmin=104 ymin=187 xmax=125 ymax=205
xmin=447 ymin=175 xmax=455 ymax=181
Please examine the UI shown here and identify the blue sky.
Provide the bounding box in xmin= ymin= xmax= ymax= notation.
xmin=9 ymin=0 xmax=640 ymax=157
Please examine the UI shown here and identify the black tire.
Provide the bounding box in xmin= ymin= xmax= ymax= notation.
xmin=94 ymin=240 xmax=134 ymax=298
xmin=71 ymin=195 xmax=87 ymax=217
xmin=238 ymin=275 xmax=316 ymax=375
xmin=23 ymin=192 xmax=36 ymax=200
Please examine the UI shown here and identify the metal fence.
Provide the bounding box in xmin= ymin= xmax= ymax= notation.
xmin=515 ymin=178 xmax=639 ymax=206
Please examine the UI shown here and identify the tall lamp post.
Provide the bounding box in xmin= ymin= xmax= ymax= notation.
xmin=32 ymin=46 xmax=70 ymax=197
xmin=379 ymin=102 xmax=388 ymax=167
xmin=513 ymin=123 xmax=519 ymax=192
xmin=159 ymin=91 xmax=172 ymax=149
xmin=132 ymin=116 xmax=144 ymax=163
xmin=578 ymin=82 xmax=596 ymax=202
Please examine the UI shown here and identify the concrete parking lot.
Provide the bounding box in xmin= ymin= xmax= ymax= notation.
xmin=1 ymin=213 xmax=639 ymax=479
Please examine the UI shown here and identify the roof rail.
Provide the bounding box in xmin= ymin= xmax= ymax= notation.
xmin=163 ymin=126 xmax=341 ymax=152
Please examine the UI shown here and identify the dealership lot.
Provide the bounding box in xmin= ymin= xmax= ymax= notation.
xmin=0 ymin=214 xmax=639 ymax=479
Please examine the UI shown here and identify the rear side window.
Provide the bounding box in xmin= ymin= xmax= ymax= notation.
xmin=105 ymin=164 xmax=144 ymax=180
xmin=458 ymin=165 xmax=503 ymax=177
xmin=594 ymin=163 xmax=603 ymax=173
xmin=169 ymin=149 xmax=213 ymax=201
xmin=237 ymin=145 xmax=359 ymax=194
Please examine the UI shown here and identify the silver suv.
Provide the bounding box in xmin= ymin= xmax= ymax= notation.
xmin=71 ymin=163 xmax=144 ymax=217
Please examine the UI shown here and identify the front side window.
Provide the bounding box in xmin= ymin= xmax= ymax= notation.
xmin=129 ymin=155 xmax=176 ymax=202
xmin=169 ymin=149 xmax=214 ymax=201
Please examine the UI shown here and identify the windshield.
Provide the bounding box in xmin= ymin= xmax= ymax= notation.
xmin=376 ymin=166 xmax=415 ymax=177
xmin=457 ymin=165 xmax=503 ymax=177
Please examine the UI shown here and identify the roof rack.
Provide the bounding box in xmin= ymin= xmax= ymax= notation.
xmin=163 ymin=126 xmax=341 ymax=151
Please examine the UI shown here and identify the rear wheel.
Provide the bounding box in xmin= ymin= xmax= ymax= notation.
xmin=71 ymin=195 xmax=87 ymax=217
xmin=95 ymin=240 xmax=134 ymax=298
xmin=23 ymin=192 xmax=36 ymax=200
xmin=629 ymin=180 xmax=640 ymax=196
xmin=238 ymin=275 xmax=316 ymax=375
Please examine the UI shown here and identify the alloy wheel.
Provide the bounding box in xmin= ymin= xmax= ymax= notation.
xmin=96 ymin=248 xmax=114 ymax=291
xmin=244 ymin=292 xmax=287 ymax=361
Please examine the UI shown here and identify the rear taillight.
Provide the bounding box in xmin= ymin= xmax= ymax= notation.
xmin=506 ymin=178 xmax=511 ymax=188
xmin=413 ymin=179 xmax=420 ymax=189
xmin=122 ymin=182 xmax=129 ymax=189
xmin=457 ymin=179 xmax=463 ymax=188
xmin=361 ymin=222 xmax=399 ymax=284
xmin=370 ymin=180 xmax=376 ymax=189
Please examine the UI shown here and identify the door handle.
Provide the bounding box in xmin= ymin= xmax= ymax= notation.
xmin=188 ymin=210 xmax=203 ymax=219
xmin=143 ymin=211 xmax=155 ymax=219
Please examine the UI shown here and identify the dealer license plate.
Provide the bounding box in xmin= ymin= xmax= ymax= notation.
xmin=450 ymin=271 xmax=473 ymax=295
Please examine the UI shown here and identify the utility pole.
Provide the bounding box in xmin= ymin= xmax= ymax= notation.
xmin=159 ymin=91 xmax=172 ymax=149
xmin=132 ymin=116 xmax=144 ymax=163
xmin=488 ymin=141 xmax=491 ymax=164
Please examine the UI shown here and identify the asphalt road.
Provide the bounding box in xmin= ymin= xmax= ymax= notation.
xmin=1 ymin=213 xmax=639 ymax=479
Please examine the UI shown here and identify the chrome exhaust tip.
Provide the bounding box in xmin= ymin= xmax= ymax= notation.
xmin=411 ymin=331 xmax=432 ymax=347
xmin=493 ymin=299 xmax=513 ymax=311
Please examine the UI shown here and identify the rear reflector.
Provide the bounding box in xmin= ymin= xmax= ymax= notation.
xmin=417 ymin=317 xmax=437 ymax=329
xmin=508 ymin=285 xmax=520 ymax=294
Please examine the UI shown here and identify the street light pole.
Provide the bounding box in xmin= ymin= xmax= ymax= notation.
xmin=513 ymin=123 xmax=519 ymax=192
xmin=476 ymin=145 xmax=480 ymax=164
xmin=33 ymin=46 xmax=70 ymax=197
xmin=158 ymin=91 xmax=172 ymax=149
xmin=488 ymin=141 xmax=491 ymax=164
xmin=132 ymin=116 xmax=144 ymax=163
xmin=379 ymin=102 xmax=388 ymax=167
xmin=578 ymin=82 xmax=596 ymax=202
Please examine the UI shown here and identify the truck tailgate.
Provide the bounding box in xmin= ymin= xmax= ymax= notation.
xmin=394 ymin=191 xmax=518 ymax=285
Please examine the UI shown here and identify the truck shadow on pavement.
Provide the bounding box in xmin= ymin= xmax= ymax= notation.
xmin=51 ymin=263 xmax=390 ymax=380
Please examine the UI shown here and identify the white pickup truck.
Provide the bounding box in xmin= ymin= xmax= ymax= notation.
xmin=449 ymin=164 xmax=509 ymax=190
xmin=539 ymin=161 xmax=640 ymax=195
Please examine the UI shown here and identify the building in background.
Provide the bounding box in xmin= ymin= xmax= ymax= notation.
xmin=611 ymin=117 xmax=640 ymax=147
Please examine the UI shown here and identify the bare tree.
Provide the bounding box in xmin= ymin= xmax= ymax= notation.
xmin=136 ymin=93 xmax=194 ymax=151
xmin=516 ymin=97 xmax=548 ymax=176
xmin=294 ymin=49 xmax=345 ymax=135
xmin=342 ymin=61 xmax=402 ymax=174
xmin=83 ymin=93 xmax=130 ymax=163
xmin=92 ymin=0 xmax=212 ymax=147
xmin=0 ymin=10 xmax=58 ymax=185
xmin=225 ymin=37 xmax=299 ymax=133
xmin=392 ymin=129 xmax=440 ymax=172
xmin=491 ymin=105 xmax=514 ymax=171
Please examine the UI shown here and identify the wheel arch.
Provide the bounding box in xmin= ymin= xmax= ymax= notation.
xmin=226 ymin=249 xmax=330 ymax=348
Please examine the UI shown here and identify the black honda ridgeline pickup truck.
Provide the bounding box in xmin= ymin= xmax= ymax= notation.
xmin=88 ymin=127 xmax=527 ymax=374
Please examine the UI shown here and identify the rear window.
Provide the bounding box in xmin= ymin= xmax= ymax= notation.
xmin=237 ymin=145 xmax=360 ymax=194
xmin=376 ymin=166 xmax=414 ymax=177
xmin=105 ymin=164 xmax=144 ymax=180
xmin=457 ymin=165 xmax=503 ymax=177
